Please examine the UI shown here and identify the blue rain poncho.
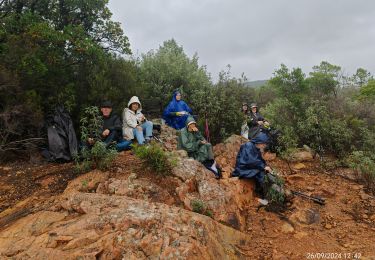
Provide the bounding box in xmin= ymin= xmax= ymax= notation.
xmin=232 ymin=133 xmax=269 ymax=179
xmin=162 ymin=91 xmax=193 ymax=130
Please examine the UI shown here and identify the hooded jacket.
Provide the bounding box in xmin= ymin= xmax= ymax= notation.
xmin=231 ymin=135 xmax=268 ymax=179
xmin=122 ymin=96 xmax=145 ymax=140
xmin=178 ymin=116 xmax=214 ymax=162
xmin=162 ymin=91 xmax=193 ymax=130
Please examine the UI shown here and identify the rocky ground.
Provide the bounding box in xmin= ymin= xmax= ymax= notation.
xmin=0 ymin=127 xmax=374 ymax=259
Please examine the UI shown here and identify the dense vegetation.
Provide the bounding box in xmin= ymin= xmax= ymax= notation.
xmin=1 ymin=0 xmax=374 ymax=187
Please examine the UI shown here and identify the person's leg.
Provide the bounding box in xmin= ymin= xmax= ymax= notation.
xmin=103 ymin=131 xmax=117 ymax=145
xmin=254 ymin=171 xmax=266 ymax=198
xmin=141 ymin=121 xmax=153 ymax=140
xmin=202 ymin=159 xmax=222 ymax=179
xmin=197 ymin=143 xmax=214 ymax=162
xmin=116 ymin=139 xmax=132 ymax=151
xmin=206 ymin=143 xmax=214 ymax=160
xmin=133 ymin=128 xmax=145 ymax=145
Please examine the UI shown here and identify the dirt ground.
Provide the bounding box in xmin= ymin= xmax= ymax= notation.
xmin=0 ymin=152 xmax=374 ymax=259
xmin=240 ymin=158 xmax=375 ymax=259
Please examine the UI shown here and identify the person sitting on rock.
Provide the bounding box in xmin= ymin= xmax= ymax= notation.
xmin=178 ymin=116 xmax=222 ymax=179
xmin=123 ymin=96 xmax=153 ymax=145
xmin=162 ymin=90 xmax=193 ymax=130
xmin=231 ymin=132 xmax=272 ymax=199
xmin=88 ymin=101 xmax=132 ymax=151
xmin=247 ymin=103 xmax=269 ymax=139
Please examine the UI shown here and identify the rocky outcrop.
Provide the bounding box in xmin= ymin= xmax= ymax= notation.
xmin=0 ymin=193 xmax=253 ymax=259
xmin=214 ymin=135 xmax=248 ymax=178
xmin=172 ymin=148 xmax=255 ymax=231
xmin=288 ymin=148 xmax=315 ymax=162
xmin=0 ymin=132 xmax=265 ymax=259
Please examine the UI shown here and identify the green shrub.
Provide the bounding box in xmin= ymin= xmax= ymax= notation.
xmin=262 ymin=98 xmax=299 ymax=154
xmin=297 ymin=104 xmax=354 ymax=158
xmin=75 ymin=141 xmax=117 ymax=172
xmin=79 ymin=106 xmax=103 ymax=142
xmin=191 ymin=200 xmax=213 ymax=218
xmin=132 ymin=143 xmax=175 ymax=176
xmin=348 ymin=151 xmax=375 ymax=192
xmin=75 ymin=106 xmax=117 ymax=172
xmin=265 ymin=173 xmax=285 ymax=204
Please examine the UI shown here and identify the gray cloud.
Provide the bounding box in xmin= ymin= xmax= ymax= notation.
xmin=109 ymin=0 xmax=375 ymax=82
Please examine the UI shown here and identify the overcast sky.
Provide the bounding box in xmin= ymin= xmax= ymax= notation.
xmin=108 ymin=0 xmax=375 ymax=82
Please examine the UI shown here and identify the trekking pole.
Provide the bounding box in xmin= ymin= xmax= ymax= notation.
xmin=291 ymin=190 xmax=326 ymax=205
xmin=204 ymin=112 xmax=211 ymax=143
xmin=153 ymin=135 xmax=164 ymax=144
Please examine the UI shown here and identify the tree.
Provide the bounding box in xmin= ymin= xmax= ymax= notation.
xmin=139 ymin=39 xmax=212 ymax=109
xmin=359 ymin=79 xmax=375 ymax=101
xmin=308 ymin=61 xmax=342 ymax=97
xmin=352 ymin=68 xmax=373 ymax=88
xmin=0 ymin=0 xmax=134 ymax=151
xmin=268 ymin=64 xmax=308 ymax=113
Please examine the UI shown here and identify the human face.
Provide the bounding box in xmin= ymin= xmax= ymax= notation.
xmin=251 ymin=106 xmax=257 ymax=113
xmin=242 ymin=105 xmax=248 ymax=111
xmin=188 ymin=123 xmax=196 ymax=132
xmin=130 ymin=103 xmax=139 ymax=111
xmin=176 ymin=93 xmax=181 ymax=101
xmin=101 ymin=107 xmax=112 ymax=117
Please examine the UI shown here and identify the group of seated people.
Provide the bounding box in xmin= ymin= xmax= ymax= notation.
xmin=90 ymin=97 xmax=154 ymax=152
xmin=92 ymin=90 xmax=273 ymax=198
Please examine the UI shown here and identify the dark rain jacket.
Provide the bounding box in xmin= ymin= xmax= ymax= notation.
xmin=232 ymin=141 xmax=266 ymax=179
xmin=102 ymin=113 xmax=122 ymax=140
xmin=248 ymin=111 xmax=265 ymax=139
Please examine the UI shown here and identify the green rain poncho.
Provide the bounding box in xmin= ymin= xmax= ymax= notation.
xmin=177 ymin=116 xmax=214 ymax=163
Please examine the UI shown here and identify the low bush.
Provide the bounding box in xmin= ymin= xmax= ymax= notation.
xmin=191 ymin=200 xmax=213 ymax=218
xmin=348 ymin=151 xmax=375 ymax=193
xmin=74 ymin=106 xmax=117 ymax=172
xmin=132 ymin=143 xmax=175 ymax=176
xmin=75 ymin=141 xmax=117 ymax=173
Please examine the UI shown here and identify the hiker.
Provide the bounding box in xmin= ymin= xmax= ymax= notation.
xmin=231 ymin=133 xmax=272 ymax=198
xmin=248 ymin=103 xmax=269 ymax=139
xmin=241 ymin=103 xmax=250 ymax=139
xmin=178 ymin=116 xmax=222 ymax=179
xmin=123 ymin=96 xmax=153 ymax=145
xmin=162 ymin=90 xmax=193 ymax=130
xmin=88 ymin=101 xmax=131 ymax=151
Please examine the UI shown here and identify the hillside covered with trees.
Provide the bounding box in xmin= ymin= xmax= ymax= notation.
xmin=1 ymin=0 xmax=374 ymax=187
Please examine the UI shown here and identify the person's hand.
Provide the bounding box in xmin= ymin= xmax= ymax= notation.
xmin=139 ymin=115 xmax=145 ymax=122
xmin=201 ymin=140 xmax=207 ymax=144
xmin=102 ymin=129 xmax=110 ymax=137
xmin=88 ymin=138 xmax=94 ymax=145
xmin=176 ymin=112 xmax=184 ymax=116
xmin=264 ymin=166 xmax=272 ymax=173
xmin=136 ymin=126 xmax=142 ymax=132
xmin=264 ymin=121 xmax=270 ymax=127
xmin=258 ymin=121 xmax=264 ymax=125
